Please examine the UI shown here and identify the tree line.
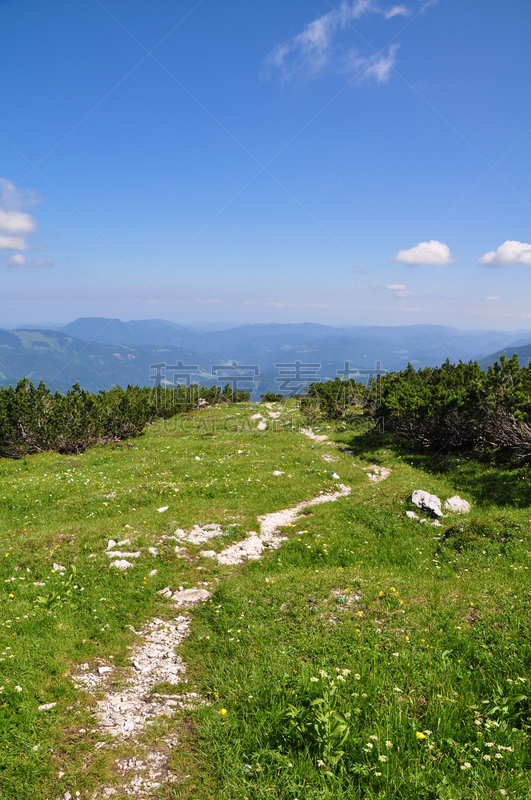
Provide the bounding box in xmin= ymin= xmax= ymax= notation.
xmin=303 ymin=354 xmax=531 ymax=461
xmin=0 ymin=379 xmax=249 ymax=458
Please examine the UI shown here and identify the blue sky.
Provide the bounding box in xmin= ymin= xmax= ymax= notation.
xmin=1 ymin=0 xmax=531 ymax=329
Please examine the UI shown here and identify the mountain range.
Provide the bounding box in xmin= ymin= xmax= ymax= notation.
xmin=1 ymin=317 xmax=530 ymax=397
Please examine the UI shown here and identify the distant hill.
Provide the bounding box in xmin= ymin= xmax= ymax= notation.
xmin=478 ymin=343 xmax=531 ymax=369
xmin=2 ymin=318 xmax=530 ymax=396
xmin=0 ymin=329 xmax=217 ymax=394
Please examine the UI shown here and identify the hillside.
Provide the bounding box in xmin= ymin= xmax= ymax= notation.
xmin=1 ymin=399 xmax=530 ymax=798
xmin=478 ymin=342 xmax=531 ymax=369
xmin=0 ymin=329 xmax=216 ymax=393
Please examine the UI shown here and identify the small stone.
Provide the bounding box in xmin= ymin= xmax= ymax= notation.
xmin=200 ymin=550 xmax=217 ymax=558
xmin=98 ymin=666 xmax=112 ymax=675
xmin=410 ymin=490 xmax=443 ymax=518
xmin=406 ymin=510 xmax=419 ymax=519
xmin=53 ymin=563 xmax=66 ymax=572
xmin=157 ymin=506 xmax=169 ymax=513
xmin=106 ymin=540 xmax=117 ymax=551
xmin=148 ymin=569 xmax=158 ymax=577
xmin=106 ymin=551 xmax=141 ymax=558
xmin=38 ymin=702 xmax=57 ymax=711
xmin=172 ymin=588 xmax=211 ymax=606
xmin=444 ymin=495 xmax=471 ymax=513
xmin=148 ymin=547 xmax=158 ymax=557
xmin=109 ymin=560 xmax=134 ymax=570
xmin=272 ymin=471 xmax=284 ymax=476
xmin=157 ymin=587 xmax=173 ymax=598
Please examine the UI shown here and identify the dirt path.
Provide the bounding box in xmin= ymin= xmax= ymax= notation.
xmin=74 ymin=484 xmax=352 ymax=799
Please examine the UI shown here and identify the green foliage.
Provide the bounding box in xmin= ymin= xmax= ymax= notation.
xmin=279 ymin=669 xmax=353 ymax=768
xmin=310 ymin=355 xmax=531 ymax=461
xmin=261 ymin=391 xmax=285 ymax=402
xmin=0 ymin=379 xmax=249 ymax=458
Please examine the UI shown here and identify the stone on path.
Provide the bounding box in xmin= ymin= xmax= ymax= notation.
xmin=174 ymin=524 xmax=225 ymax=545
xmin=365 ymin=465 xmax=391 ymax=483
xmin=172 ymin=588 xmax=211 ymax=606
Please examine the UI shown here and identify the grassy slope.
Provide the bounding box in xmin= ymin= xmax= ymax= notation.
xmin=1 ymin=402 xmax=530 ymax=799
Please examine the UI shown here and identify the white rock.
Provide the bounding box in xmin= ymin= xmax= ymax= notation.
xmin=174 ymin=524 xmax=225 ymax=545
xmin=106 ymin=551 xmax=141 ymax=559
xmin=366 ymin=466 xmax=391 ymax=483
xmin=148 ymin=569 xmax=158 ymax=577
xmin=157 ymin=506 xmax=169 ymax=513
xmin=157 ymin=587 xmax=173 ymax=598
xmin=117 ymin=539 xmax=131 ymax=547
xmin=195 ymin=456 xmax=201 ymax=461
xmin=410 ymin=490 xmax=443 ymax=517
xmin=109 ymin=560 xmax=134 ymax=570
xmin=444 ymin=495 xmax=471 ymax=513
xmin=106 ymin=540 xmax=117 ymax=550
xmin=38 ymin=702 xmax=57 ymax=711
xmin=272 ymin=471 xmax=284 ymax=476
xmin=217 ymin=534 xmax=265 ymax=565
xmin=405 ymin=510 xmax=419 ymax=519
xmin=52 ymin=563 xmax=66 ymax=572
xmin=172 ymin=588 xmax=211 ymax=606
xmin=148 ymin=547 xmax=158 ymax=557
xmin=98 ymin=666 xmax=112 ymax=675
xmin=199 ymin=550 xmax=217 ymax=558
xmin=431 ymin=520 xmax=443 ymax=527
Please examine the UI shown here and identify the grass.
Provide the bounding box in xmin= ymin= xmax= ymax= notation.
xmin=1 ymin=402 xmax=531 ymax=799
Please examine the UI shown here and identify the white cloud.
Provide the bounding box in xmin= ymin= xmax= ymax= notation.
xmin=392 ymin=239 xmax=454 ymax=266
xmin=7 ymin=253 xmax=26 ymax=266
xmin=478 ymin=240 xmax=531 ymax=267
xmin=6 ymin=254 xmax=54 ymax=270
xmin=385 ymin=5 xmax=410 ymax=18
xmin=357 ymin=284 xmax=369 ymax=289
xmin=0 ymin=178 xmax=42 ymax=210
xmin=361 ymin=45 xmax=398 ymax=81
xmin=403 ymin=306 xmax=420 ymax=311
xmin=485 ymin=295 xmax=501 ymax=301
xmin=386 ymin=283 xmax=415 ymax=298
xmin=0 ymin=209 xmax=37 ymax=236
xmin=351 ymin=266 xmax=369 ymax=273
xmin=0 ymin=235 xmax=28 ymax=250
xmin=0 ymin=178 xmax=41 ymax=252
xmin=264 ymin=1 xmax=411 ymax=82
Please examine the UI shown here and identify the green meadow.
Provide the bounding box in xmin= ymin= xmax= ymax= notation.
xmin=1 ymin=400 xmax=530 ymax=799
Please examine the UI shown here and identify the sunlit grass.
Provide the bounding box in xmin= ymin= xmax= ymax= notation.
xmin=1 ymin=402 xmax=531 ymax=798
